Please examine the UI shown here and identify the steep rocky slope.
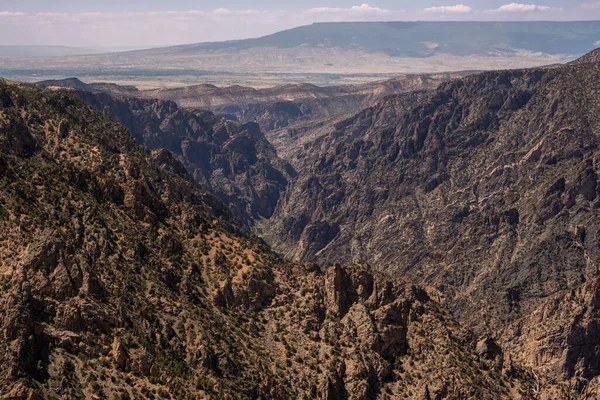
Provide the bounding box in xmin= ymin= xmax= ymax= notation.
xmin=51 ymin=89 xmax=296 ymax=227
xmin=142 ymin=75 xmax=454 ymax=174
xmin=0 ymin=80 xmax=542 ymax=399
xmin=569 ymin=48 xmax=600 ymax=65
xmin=266 ymin=52 xmax=600 ymax=388
xmin=142 ymin=73 xmax=465 ymax=134
xmin=38 ymin=74 xmax=460 ymax=178
xmin=266 ymin=91 xmax=430 ymax=172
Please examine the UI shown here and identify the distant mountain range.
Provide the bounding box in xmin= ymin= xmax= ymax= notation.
xmin=143 ymin=21 xmax=600 ymax=58
xmin=3 ymin=21 xmax=600 ymax=86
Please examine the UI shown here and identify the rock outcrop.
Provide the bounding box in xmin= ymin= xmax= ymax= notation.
xmin=265 ymin=90 xmax=430 ymax=172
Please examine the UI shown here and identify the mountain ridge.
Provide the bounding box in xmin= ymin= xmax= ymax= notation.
xmin=124 ymin=21 xmax=600 ymax=58
xmin=5 ymin=21 xmax=595 ymax=86
xmin=0 ymin=79 xmax=544 ymax=399
xmin=36 ymin=73 xmax=467 ymax=175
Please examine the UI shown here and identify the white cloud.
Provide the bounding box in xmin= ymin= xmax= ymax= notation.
xmin=424 ymin=5 xmax=473 ymax=13
xmin=0 ymin=9 xmax=295 ymax=46
xmin=307 ymin=4 xmax=389 ymax=14
xmin=147 ymin=11 xmax=187 ymax=16
xmin=0 ymin=11 xmax=25 ymax=17
xmin=211 ymin=9 xmax=269 ymax=16
xmin=36 ymin=12 xmax=70 ymax=17
xmin=582 ymin=2 xmax=600 ymax=9
xmin=495 ymin=3 xmax=560 ymax=12
xmin=213 ymin=8 xmax=232 ymax=15
xmin=33 ymin=9 xmax=269 ymax=22
xmin=350 ymin=4 xmax=388 ymax=12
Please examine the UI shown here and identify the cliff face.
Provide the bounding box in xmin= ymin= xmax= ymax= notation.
xmin=0 ymin=81 xmax=540 ymax=399
xmin=62 ymin=90 xmax=296 ymax=227
xmin=142 ymin=74 xmax=466 ymax=134
xmin=37 ymin=74 xmax=463 ymax=178
xmin=265 ymin=91 xmax=430 ymax=172
xmin=265 ymin=57 xmax=600 ymax=384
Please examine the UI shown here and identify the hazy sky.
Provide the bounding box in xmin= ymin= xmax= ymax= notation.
xmin=1 ymin=1 xmax=600 ymax=48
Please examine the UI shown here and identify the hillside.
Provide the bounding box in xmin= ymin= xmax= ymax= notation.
xmin=569 ymin=48 xmax=600 ymax=65
xmin=265 ymin=50 xmax=600 ymax=388
xmin=38 ymin=87 xmax=296 ymax=227
xmin=37 ymin=78 xmax=100 ymax=93
xmin=266 ymin=90 xmax=430 ymax=172
xmin=0 ymin=80 xmax=545 ymax=399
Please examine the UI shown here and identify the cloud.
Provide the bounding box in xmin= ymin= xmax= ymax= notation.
xmin=34 ymin=9 xmax=270 ymax=21
xmin=0 ymin=11 xmax=25 ymax=17
xmin=350 ymin=4 xmax=388 ymax=12
xmin=213 ymin=8 xmax=232 ymax=15
xmin=582 ymin=2 xmax=600 ymax=9
xmin=0 ymin=9 xmax=295 ymax=47
xmin=424 ymin=5 xmax=472 ymax=13
xmin=494 ymin=3 xmax=560 ymax=12
xmin=210 ymin=9 xmax=269 ymax=16
xmin=306 ymin=4 xmax=389 ymax=14
xmin=36 ymin=12 xmax=70 ymax=17
xmin=147 ymin=11 xmax=188 ymax=16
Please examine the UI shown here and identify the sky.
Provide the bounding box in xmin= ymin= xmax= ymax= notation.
xmin=1 ymin=1 xmax=600 ymax=48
